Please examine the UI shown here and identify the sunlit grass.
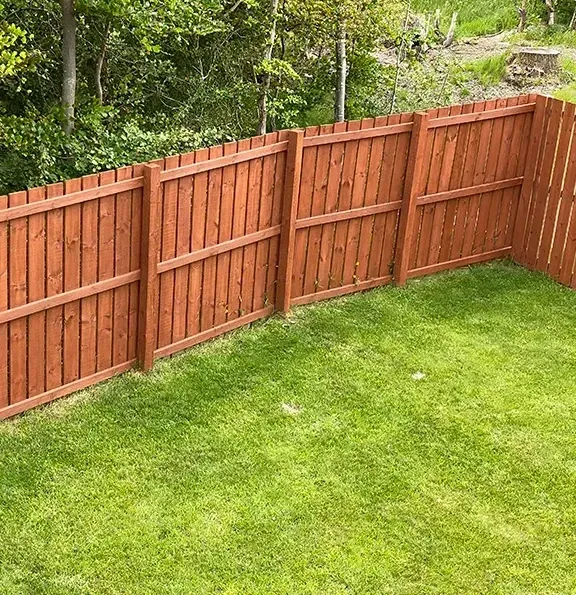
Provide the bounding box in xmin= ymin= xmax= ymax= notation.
xmin=461 ymin=53 xmax=509 ymax=86
xmin=1 ymin=261 xmax=576 ymax=594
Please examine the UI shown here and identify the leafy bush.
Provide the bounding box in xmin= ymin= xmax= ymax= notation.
xmin=0 ymin=106 xmax=228 ymax=194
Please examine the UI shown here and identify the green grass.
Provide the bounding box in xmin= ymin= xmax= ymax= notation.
xmin=412 ymin=0 xmax=521 ymax=37
xmin=1 ymin=261 xmax=576 ymax=594
xmin=460 ymin=53 xmax=509 ymax=87
xmin=553 ymin=57 xmax=576 ymax=103
xmin=510 ymin=24 xmax=576 ymax=48
xmin=553 ymin=83 xmax=576 ymax=102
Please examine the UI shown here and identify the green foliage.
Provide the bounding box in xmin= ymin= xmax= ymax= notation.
xmin=0 ymin=106 xmax=227 ymax=193
xmin=0 ymin=0 xmax=405 ymax=191
xmin=1 ymin=263 xmax=576 ymax=593
xmin=553 ymin=56 xmax=576 ymax=103
xmin=553 ymin=83 xmax=576 ymax=102
xmin=0 ymin=5 xmax=36 ymax=79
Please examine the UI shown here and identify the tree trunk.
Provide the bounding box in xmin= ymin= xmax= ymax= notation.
xmin=95 ymin=21 xmax=111 ymax=105
xmin=433 ymin=8 xmax=442 ymax=38
xmin=257 ymin=0 xmax=279 ymax=136
xmin=60 ymin=0 xmax=76 ymax=134
xmin=545 ymin=0 xmax=555 ymax=25
xmin=442 ymin=12 xmax=458 ymax=48
xmin=335 ymin=21 xmax=346 ymax=123
xmin=518 ymin=0 xmax=527 ymax=31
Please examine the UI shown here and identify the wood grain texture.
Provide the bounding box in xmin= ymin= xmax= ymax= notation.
xmin=3 ymin=94 xmax=574 ymax=420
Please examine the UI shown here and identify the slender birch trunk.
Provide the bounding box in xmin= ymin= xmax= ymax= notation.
xmin=60 ymin=0 xmax=76 ymax=134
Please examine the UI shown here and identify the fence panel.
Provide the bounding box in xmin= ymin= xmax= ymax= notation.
xmin=516 ymin=96 xmax=576 ymax=287
xmin=291 ymin=117 xmax=412 ymax=305
xmin=406 ymin=95 xmax=535 ymax=278
xmin=1 ymin=95 xmax=550 ymax=419
xmin=153 ymin=138 xmax=288 ymax=359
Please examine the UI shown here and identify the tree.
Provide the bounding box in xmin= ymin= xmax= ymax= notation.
xmin=287 ymin=0 xmax=401 ymax=123
xmin=256 ymin=0 xmax=279 ymax=134
xmin=334 ymin=20 xmax=346 ymax=121
xmin=60 ymin=0 xmax=76 ymax=134
xmin=544 ymin=0 xmax=556 ymax=24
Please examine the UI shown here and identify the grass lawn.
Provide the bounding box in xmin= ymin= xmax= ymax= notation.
xmin=1 ymin=261 xmax=576 ymax=594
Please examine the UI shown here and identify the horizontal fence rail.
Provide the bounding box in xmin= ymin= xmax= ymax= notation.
xmin=2 ymin=92 xmax=572 ymax=420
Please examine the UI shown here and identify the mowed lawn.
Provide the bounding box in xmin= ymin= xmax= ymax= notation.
xmin=1 ymin=261 xmax=576 ymax=595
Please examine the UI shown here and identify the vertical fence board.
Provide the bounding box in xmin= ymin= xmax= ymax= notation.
xmin=201 ymin=146 xmax=222 ymax=330
xmin=137 ymin=165 xmax=162 ymax=371
xmin=80 ymin=176 xmax=99 ymax=379
xmin=242 ymin=136 xmax=265 ymax=314
xmin=342 ymin=119 xmax=373 ymax=287
xmin=267 ymin=130 xmax=289 ymax=308
xmin=158 ymin=155 xmax=180 ymax=347
xmin=187 ymin=149 xmax=208 ymax=335
xmin=319 ymin=121 xmax=347 ymax=290
xmin=253 ymin=133 xmax=278 ymax=311
xmin=492 ymin=97 xmax=525 ymax=250
xmin=172 ymin=154 xmax=195 ymax=343
xmin=511 ymin=95 xmax=549 ymax=260
xmin=330 ymin=121 xmax=361 ymax=289
xmin=460 ymin=100 xmax=496 ymax=258
xmin=447 ymin=102 xmax=476 ymax=261
xmin=27 ymin=186 xmax=47 ymax=398
xmin=293 ymin=126 xmax=320 ymax=298
xmin=304 ymin=124 xmax=333 ymax=297
xmin=356 ymin=116 xmax=388 ymax=283
xmin=416 ymin=107 xmax=448 ymax=268
xmin=277 ymin=130 xmax=304 ymax=312
xmin=536 ymin=101 xmax=574 ymax=273
xmin=214 ymin=142 xmax=237 ymax=326
xmin=228 ymin=141 xmax=250 ymax=320
xmin=63 ymin=178 xmax=82 ymax=385
xmin=380 ymin=113 xmax=411 ymax=279
xmin=112 ymin=166 xmax=133 ymax=366
xmin=428 ymin=104 xmax=462 ymax=265
xmin=8 ymin=190 xmax=27 ymax=403
xmin=525 ymin=98 xmax=562 ymax=268
xmin=395 ymin=112 xmax=430 ymax=284
xmin=555 ymin=112 xmax=576 ymax=284
xmin=46 ymin=182 xmax=65 ymax=392
xmin=96 ymin=170 xmax=117 ymax=371
xmin=473 ymin=97 xmax=509 ymax=255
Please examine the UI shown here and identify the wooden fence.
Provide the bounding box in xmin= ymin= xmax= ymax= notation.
xmin=1 ymin=92 xmax=574 ymax=419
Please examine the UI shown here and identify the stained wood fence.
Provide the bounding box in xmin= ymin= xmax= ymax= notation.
xmin=1 ymin=93 xmax=573 ymax=419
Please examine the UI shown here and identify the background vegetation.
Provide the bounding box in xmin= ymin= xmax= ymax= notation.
xmin=1 ymin=0 xmax=576 ymax=194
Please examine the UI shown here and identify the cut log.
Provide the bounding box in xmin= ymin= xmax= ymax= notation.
xmin=511 ymin=48 xmax=560 ymax=73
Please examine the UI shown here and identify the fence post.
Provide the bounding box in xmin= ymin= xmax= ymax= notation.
xmin=393 ymin=111 xmax=430 ymax=286
xmin=277 ymin=129 xmax=304 ymax=313
xmin=510 ymin=94 xmax=548 ymax=263
xmin=137 ymin=164 xmax=162 ymax=371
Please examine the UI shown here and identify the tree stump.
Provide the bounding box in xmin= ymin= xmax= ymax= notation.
xmin=511 ymin=48 xmax=560 ymax=74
